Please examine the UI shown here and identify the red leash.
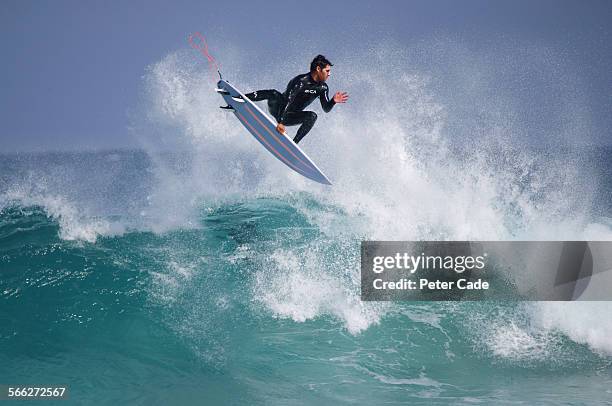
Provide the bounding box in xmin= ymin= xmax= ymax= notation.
xmin=188 ymin=32 xmax=222 ymax=80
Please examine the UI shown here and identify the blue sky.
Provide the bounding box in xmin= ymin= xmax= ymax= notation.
xmin=1 ymin=0 xmax=611 ymax=151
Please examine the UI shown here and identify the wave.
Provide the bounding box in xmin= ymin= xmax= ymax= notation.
xmin=0 ymin=190 xmax=122 ymax=243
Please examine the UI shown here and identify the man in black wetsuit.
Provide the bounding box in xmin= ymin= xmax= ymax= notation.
xmin=244 ymin=55 xmax=349 ymax=144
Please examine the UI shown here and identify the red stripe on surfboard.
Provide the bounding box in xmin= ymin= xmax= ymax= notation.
xmin=235 ymin=111 xmax=312 ymax=178
xmin=243 ymin=105 xmax=313 ymax=171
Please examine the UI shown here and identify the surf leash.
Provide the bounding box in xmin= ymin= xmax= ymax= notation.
xmin=188 ymin=32 xmax=222 ymax=80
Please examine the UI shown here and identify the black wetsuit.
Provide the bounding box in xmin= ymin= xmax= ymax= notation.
xmin=245 ymin=73 xmax=336 ymax=143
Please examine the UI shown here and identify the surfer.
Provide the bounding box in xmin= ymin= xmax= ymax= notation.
xmin=244 ymin=55 xmax=349 ymax=144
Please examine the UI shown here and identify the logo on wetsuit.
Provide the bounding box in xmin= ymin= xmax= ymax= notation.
xmin=305 ymin=89 xmax=317 ymax=94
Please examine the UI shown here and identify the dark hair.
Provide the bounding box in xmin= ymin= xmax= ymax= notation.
xmin=310 ymin=55 xmax=333 ymax=72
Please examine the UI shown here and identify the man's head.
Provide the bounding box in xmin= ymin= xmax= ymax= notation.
xmin=310 ymin=55 xmax=333 ymax=82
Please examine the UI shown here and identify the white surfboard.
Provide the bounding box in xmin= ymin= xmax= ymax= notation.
xmin=216 ymin=79 xmax=332 ymax=185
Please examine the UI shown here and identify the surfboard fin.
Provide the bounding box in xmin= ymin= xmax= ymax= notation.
xmin=220 ymin=105 xmax=234 ymax=111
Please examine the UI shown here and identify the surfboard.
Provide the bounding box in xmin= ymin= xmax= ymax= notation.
xmin=216 ymin=79 xmax=332 ymax=185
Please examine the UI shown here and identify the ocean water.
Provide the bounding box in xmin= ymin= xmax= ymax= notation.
xmin=1 ymin=148 xmax=611 ymax=405
xmin=2 ymin=48 xmax=612 ymax=405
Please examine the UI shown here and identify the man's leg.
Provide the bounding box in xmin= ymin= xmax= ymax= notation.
xmin=282 ymin=111 xmax=317 ymax=144
xmin=244 ymin=90 xmax=284 ymax=121
xmin=244 ymin=89 xmax=276 ymax=101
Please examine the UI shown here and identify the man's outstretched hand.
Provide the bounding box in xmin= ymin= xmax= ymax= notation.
xmin=276 ymin=123 xmax=287 ymax=135
xmin=333 ymin=92 xmax=349 ymax=103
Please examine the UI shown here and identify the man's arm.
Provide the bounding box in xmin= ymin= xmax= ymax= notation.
xmin=320 ymin=84 xmax=349 ymax=112
xmin=319 ymin=84 xmax=335 ymax=113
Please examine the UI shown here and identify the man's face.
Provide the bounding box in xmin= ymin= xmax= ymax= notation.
xmin=317 ymin=65 xmax=331 ymax=82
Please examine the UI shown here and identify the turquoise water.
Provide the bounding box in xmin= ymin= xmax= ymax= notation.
xmin=1 ymin=150 xmax=612 ymax=405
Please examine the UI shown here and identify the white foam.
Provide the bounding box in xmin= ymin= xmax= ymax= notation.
xmin=1 ymin=187 xmax=121 ymax=243
xmin=531 ymin=302 xmax=612 ymax=355
xmin=487 ymin=321 xmax=556 ymax=360
xmin=253 ymin=249 xmax=388 ymax=334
